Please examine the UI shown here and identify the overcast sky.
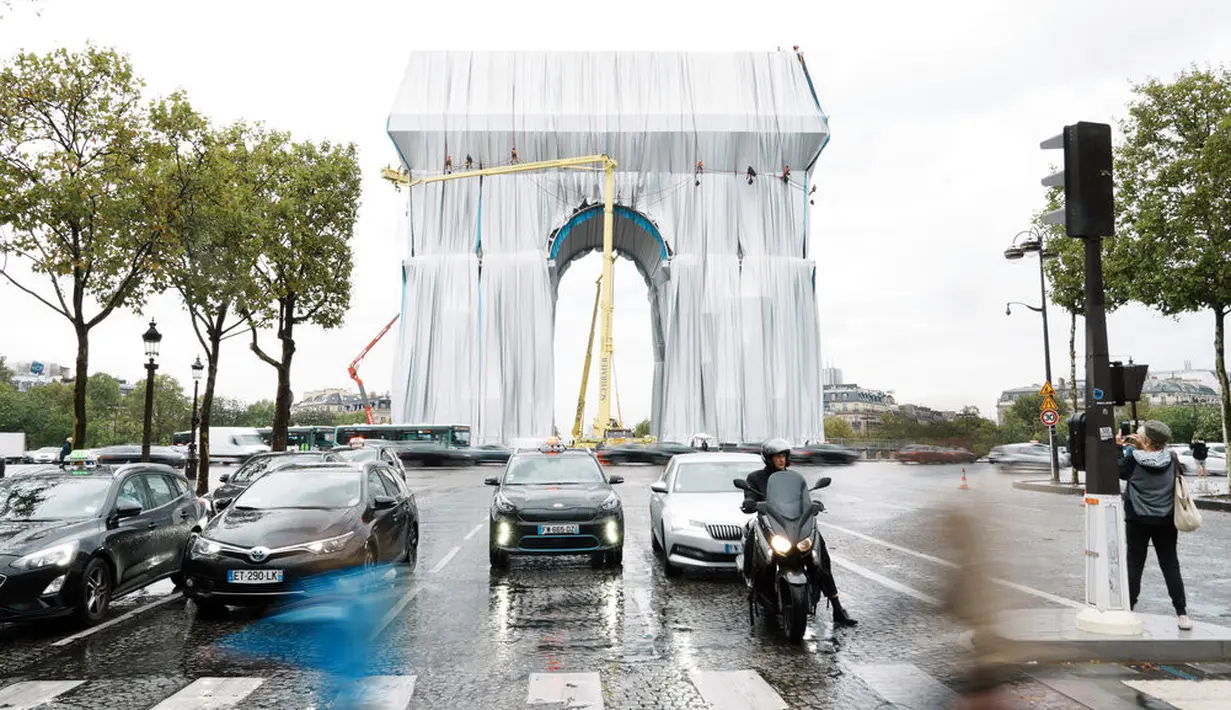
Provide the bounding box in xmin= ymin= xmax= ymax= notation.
xmin=2 ymin=0 xmax=1229 ymax=428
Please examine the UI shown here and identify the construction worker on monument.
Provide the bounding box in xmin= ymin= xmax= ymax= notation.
xmin=740 ymin=438 xmax=857 ymax=628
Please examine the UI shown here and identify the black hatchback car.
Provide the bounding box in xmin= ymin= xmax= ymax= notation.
xmin=207 ymin=450 xmax=344 ymax=513
xmin=486 ymin=449 xmax=624 ymax=569
xmin=0 ymin=463 xmax=207 ymax=626
xmin=182 ymin=461 xmax=418 ymax=612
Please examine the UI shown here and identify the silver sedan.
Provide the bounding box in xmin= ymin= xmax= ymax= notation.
xmin=649 ymin=452 xmax=762 ymax=577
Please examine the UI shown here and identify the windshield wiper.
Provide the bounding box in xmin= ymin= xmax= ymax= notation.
xmin=232 ymin=505 xmax=260 ymax=511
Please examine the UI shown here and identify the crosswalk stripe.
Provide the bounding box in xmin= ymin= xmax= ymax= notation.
xmin=849 ymin=663 xmax=957 ymax=708
xmin=527 ymin=672 xmax=603 ymax=709
xmin=688 ymin=670 xmax=786 ymax=710
xmin=149 ymin=677 xmax=264 ymax=709
xmin=339 ymin=675 xmax=418 ymax=710
xmin=1123 ymin=679 xmax=1231 ymax=709
xmin=0 ymin=680 xmax=85 ymax=709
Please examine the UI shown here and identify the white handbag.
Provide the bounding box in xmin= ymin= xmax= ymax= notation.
xmin=1173 ymin=453 xmax=1203 ymax=533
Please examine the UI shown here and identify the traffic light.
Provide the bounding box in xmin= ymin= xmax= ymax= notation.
xmin=1040 ymin=122 xmax=1115 ymax=238
xmin=1067 ymin=412 xmax=1086 ymax=471
xmin=1109 ymin=361 xmax=1149 ymax=406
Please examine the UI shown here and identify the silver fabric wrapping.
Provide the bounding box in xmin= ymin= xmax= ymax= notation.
xmin=388 ymin=51 xmax=830 ymax=445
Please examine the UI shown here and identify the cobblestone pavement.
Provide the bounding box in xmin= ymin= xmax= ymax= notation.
xmin=1 ymin=460 xmax=1230 ymax=708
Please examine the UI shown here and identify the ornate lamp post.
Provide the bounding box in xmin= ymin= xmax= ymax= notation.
xmin=140 ymin=320 xmax=162 ymax=463
xmin=187 ymin=356 xmax=204 ymax=479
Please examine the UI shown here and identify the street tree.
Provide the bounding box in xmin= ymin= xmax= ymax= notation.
xmin=246 ymin=136 xmax=361 ymax=451
xmin=0 ymin=356 xmax=12 ymax=386
xmin=160 ymin=117 xmax=270 ymax=491
xmin=0 ymin=46 xmax=184 ymax=447
xmin=633 ymin=418 xmax=651 ymax=438
xmin=823 ymin=416 xmax=856 ymax=440
xmin=1115 ymin=65 xmax=1231 ymax=446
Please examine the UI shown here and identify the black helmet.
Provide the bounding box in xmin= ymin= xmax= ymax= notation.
xmin=761 ymin=438 xmax=791 ymax=467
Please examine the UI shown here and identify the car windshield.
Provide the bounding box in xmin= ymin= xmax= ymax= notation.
xmin=231 ymin=454 xmax=323 ymax=484
xmin=673 ymin=462 xmax=758 ymax=493
xmin=454 ymin=429 xmax=471 ymax=447
xmin=337 ymin=448 xmax=382 ymax=463
xmin=0 ymin=477 xmax=113 ymax=521
xmin=503 ymin=457 xmax=605 ymax=485
xmin=234 ymin=469 xmax=361 ymax=509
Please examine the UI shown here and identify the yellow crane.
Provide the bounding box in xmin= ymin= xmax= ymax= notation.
xmin=572 ymin=276 xmax=603 ymax=441
xmin=382 ymin=153 xmax=622 ymax=442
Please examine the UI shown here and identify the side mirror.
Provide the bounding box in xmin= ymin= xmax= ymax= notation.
xmin=608 ymin=475 xmax=624 ymax=485
xmin=219 ymin=474 xmax=230 ymax=483
xmin=114 ymin=500 xmax=143 ymax=520
xmin=733 ymin=478 xmax=749 ymax=491
xmin=811 ymin=477 xmax=832 ymax=490
xmin=811 ymin=500 xmax=826 ymax=515
xmin=484 ymin=476 xmax=500 ymax=486
xmin=650 ymin=481 xmax=668 ymax=493
xmin=372 ymin=495 xmax=397 ymax=510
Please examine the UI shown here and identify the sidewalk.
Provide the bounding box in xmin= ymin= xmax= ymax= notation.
xmin=1013 ymin=476 xmax=1231 ymax=512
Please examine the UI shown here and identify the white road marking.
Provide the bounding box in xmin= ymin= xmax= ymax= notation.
xmin=849 ymin=663 xmax=957 ymax=708
xmin=1123 ymin=680 xmax=1231 ymax=709
xmin=52 ymin=592 xmax=183 ymax=647
xmin=688 ymin=670 xmax=787 ymax=710
xmin=370 ymin=586 xmax=425 ymax=641
xmin=429 ymin=545 xmax=462 ymax=574
xmin=829 ymin=555 xmax=940 ymax=606
xmin=463 ymin=522 xmax=484 ymax=541
xmin=150 ymin=677 xmax=265 ymax=709
xmin=0 ymin=680 xmax=85 ymax=709
xmin=818 ymin=521 xmax=1085 ymax=610
xmin=527 ymin=672 xmax=603 ymax=709
xmin=342 ymin=675 xmax=417 ymax=710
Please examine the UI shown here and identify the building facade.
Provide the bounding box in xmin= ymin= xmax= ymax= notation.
xmin=292 ymin=388 xmax=392 ymax=423
xmin=823 ymin=384 xmax=896 ymax=436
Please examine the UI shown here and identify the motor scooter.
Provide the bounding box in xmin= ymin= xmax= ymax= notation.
xmin=733 ymin=470 xmax=830 ymax=642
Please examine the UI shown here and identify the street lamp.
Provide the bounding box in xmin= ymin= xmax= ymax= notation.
xmin=187 ymin=356 xmax=204 ymax=480
xmin=140 ymin=319 xmax=162 ymax=463
xmin=1005 ymin=228 xmax=1061 ymax=483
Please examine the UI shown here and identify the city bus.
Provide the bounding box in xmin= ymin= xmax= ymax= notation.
xmin=256 ymin=426 xmax=337 ymax=451
xmin=333 ymin=424 xmax=472 ymax=448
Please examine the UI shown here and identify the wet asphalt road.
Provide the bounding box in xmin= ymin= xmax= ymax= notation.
xmin=2 ymin=460 xmax=1231 ymax=709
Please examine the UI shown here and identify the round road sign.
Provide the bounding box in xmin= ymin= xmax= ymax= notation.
xmin=1041 ymin=409 xmax=1059 ymax=426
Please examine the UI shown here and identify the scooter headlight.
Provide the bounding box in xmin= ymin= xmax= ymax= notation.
xmin=769 ymin=535 xmax=792 ymax=555
xmin=796 ymin=538 xmax=813 ymax=553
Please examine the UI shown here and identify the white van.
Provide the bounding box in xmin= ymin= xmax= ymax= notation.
xmin=202 ymin=427 xmax=270 ymax=464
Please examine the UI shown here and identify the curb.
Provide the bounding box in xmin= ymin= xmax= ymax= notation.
xmin=1013 ymin=480 xmax=1231 ymax=512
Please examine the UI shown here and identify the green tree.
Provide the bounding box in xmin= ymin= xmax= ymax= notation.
xmin=246 ymin=137 xmax=361 ymax=451
xmin=0 ymin=356 xmax=12 ymax=386
xmin=123 ymin=374 xmax=190 ymax=446
xmin=84 ymin=373 xmax=125 ymax=446
xmin=238 ymin=400 xmax=276 ymax=428
xmin=823 ymin=416 xmax=856 ymax=440
xmin=1116 ymin=65 xmax=1231 ymax=447
xmin=632 ymin=418 xmax=651 ymax=438
xmin=160 ymin=118 xmax=271 ymax=491
xmin=0 ymin=46 xmax=185 ymax=448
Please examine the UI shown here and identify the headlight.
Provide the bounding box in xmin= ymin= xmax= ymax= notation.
xmin=11 ymin=541 xmax=79 ymax=570
xmin=669 ymin=512 xmax=705 ymax=530
xmin=769 ymin=535 xmax=792 ymax=555
xmin=300 ymin=532 xmax=354 ymax=555
xmin=600 ymin=492 xmax=621 ymax=510
xmin=796 ymin=538 xmax=813 ymax=553
xmin=494 ymin=494 xmax=517 ymax=514
xmin=192 ymin=536 xmax=222 ymax=557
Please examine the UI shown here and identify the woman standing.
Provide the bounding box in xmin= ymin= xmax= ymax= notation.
xmin=1117 ymin=420 xmax=1191 ymax=630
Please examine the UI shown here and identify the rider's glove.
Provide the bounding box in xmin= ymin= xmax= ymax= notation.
xmin=740 ymin=500 xmax=757 ymax=514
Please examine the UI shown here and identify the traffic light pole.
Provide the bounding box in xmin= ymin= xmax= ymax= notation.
xmin=1075 ymin=234 xmax=1142 ymax=635
xmin=1037 ymin=244 xmax=1061 ymax=484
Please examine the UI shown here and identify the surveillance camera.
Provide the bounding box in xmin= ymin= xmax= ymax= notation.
xmin=1005 ymin=305 xmax=1011 ymax=316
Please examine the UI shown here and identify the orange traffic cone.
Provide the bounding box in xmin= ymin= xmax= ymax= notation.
xmin=959 ymin=467 xmax=969 ymax=490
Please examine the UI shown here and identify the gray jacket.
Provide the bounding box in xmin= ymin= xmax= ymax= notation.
xmin=1119 ymin=447 xmax=1177 ymax=525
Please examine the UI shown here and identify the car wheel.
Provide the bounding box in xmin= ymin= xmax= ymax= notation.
xmin=489 ymin=546 xmax=509 ymax=569
xmin=651 ymin=524 xmax=663 ymax=555
xmin=403 ymin=524 xmax=419 ymax=570
xmin=74 ymin=557 xmax=112 ymax=626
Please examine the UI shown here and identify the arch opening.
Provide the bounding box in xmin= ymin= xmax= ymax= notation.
xmin=548 ymin=204 xmax=669 ymax=440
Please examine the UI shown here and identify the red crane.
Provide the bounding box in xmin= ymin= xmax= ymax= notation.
xmin=348 ymin=315 xmax=400 ymax=425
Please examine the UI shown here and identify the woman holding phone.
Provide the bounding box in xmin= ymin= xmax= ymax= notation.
xmin=1116 ymin=420 xmax=1191 ymax=630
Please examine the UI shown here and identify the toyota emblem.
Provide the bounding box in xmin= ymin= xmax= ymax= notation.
xmin=249 ymin=546 xmax=270 ymax=562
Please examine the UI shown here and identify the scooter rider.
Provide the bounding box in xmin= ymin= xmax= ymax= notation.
xmin=741 ymin=438 xmax=857 ymax=628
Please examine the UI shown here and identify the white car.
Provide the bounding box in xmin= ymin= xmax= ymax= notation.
xmin=649 ymin=452 xmax=762 ymax=577
xmin=1168 ymin=443 xmax=1228 ymax=477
